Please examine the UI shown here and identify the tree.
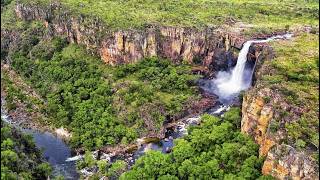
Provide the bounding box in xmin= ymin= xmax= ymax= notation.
xmin=121 ymin=109 xmax=270 ymax=179
xmin=1 ymin=122 xmax=53 ymax=179
xmin=107 ymin=160 xmax=127 ymax=179
xmin=34 ymin=163 xmax=52 ymax=179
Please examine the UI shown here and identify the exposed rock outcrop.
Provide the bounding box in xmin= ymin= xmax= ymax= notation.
xmin=13 ymin=1 xmax=244 ymax=71
xmin=7 ymin=2 xmax=318 ymax=179
xmin=55 ymin=127 xmax=72 ymax=139
xmin=241 ymin=43 xmax=319 ymax=179
xmin=242 ymin=88 xmax=280 ymax=157
xmin=262 ymin=145 xmax=318 ymax=179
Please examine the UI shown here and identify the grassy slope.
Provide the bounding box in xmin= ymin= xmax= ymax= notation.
xmin=262 ymin=33 xmax=319 ymax=159
xmin=21 ymin=0 xmax=318 ymax=31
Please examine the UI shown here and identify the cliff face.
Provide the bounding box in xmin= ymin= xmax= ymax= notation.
xmin=14 ymin=2 xmax=244 ymax=70
xmin=8 ymin=2 xmax=319 ymax=179
xmin=262 ymin=144 xmax=318 ymax=180
xmin=241 ymin=45 xmax=319 ymax=179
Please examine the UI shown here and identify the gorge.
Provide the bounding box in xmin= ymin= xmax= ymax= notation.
xmin=1 ymin=0 xmax=319 ymax=180
xmin=2 ymin=32 xmax=296 ymax=179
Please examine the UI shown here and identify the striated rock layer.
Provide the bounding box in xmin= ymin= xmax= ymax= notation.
xmin=241 ymin=45 xmax=319 ymax=179
xmin=13 ymin=1 xmax=244 ymax=71
xmin=7 ymin=1 xmax=319 ymax=179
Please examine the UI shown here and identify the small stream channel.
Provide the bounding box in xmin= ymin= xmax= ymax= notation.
xmin=1 ymin=34 xmax=292 ymax=179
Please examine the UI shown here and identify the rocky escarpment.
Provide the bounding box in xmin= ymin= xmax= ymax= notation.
xmin=262 ymin=144 xmax=318 ymax=179
xmin=6 ymin=1 xmax=318 ymax=179
xmin=2 ymin=1 xmax=246 ymax=144
xmin=241 ymin=43 xmax=319 ymax=179
xmin=12 ymin=1 xmax=244 ymax=73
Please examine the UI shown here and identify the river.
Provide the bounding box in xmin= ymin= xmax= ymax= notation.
xmin=1 ymin=110 xmax=79 ymax=179
xmin=1 ymin=33 xmax=292 ymax=179
xmin=113 ymin=33 xmax=293 ymax=167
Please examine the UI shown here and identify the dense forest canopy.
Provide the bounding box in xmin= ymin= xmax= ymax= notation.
xmin=120 ymin=109 xmax=274 ymax=179
xmin=0 ymin=0 xmax=319 ymax=179
xmin=74 ymin=109 xmax=275 ymax=180
xmin=2 ymin=19 xmax=200 ymax=150
xmin=1 ymin=120 xmax=52 ymax=179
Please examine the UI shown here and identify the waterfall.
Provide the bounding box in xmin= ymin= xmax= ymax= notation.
xmin=229 ymin=40 xmax=254 ymax=88
xmin=212 ymin=34 xmax=293 ymax=103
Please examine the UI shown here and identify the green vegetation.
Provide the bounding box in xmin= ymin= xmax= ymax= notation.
xmin=77 ymin=152 xmax=127 ymax=179
xmin=20 ymin=0 xmax=318 ymax=31
xmin=1 ymin=0 xmax=319 ymax=178
xmin=121 ymin=108 xmax=274 ymax=179
xmin=1 ymin=0 xmax=13 ymax=7
xmin=1 ymin=120 xmax=52 ymax=179
xmin=2 ymin=20 xmax=199 ymax=150
xmin=1 ymin=71 xmax=27 ymax=111
xmin=262 ymin=33 xmax=319 ymax=156
xmin=1 ymin=68 xmax=45 ymax=122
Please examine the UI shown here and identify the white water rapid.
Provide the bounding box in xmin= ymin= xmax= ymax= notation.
xmin=213 ymin=34 xmax=293 ymax=103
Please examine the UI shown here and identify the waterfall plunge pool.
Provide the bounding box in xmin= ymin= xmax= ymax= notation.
xmin=1 ymin=33 xmax=293 ymax=179
xmin=107 ymin=33 xmax=294 ymax=167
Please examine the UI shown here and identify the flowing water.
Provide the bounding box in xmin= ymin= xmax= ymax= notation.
xmin=24 ymin=130 xmax=79 ymax=179
xmin=1 ymin=105 xmax=79 ymax=179
xmin=124 ymin=33 xmax=293 ymax=164
xmin=204 ymin=33 xmax=293 ymax=104
xmin=1 ymin=33 xmax=292 ymax=178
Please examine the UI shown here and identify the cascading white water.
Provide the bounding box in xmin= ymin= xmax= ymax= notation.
xmin=213 ymin=34 xmax=293 ymax=103
xmin=229 ymin=41 xmax=252 ymax=87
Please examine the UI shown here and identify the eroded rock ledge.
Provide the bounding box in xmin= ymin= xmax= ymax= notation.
xmin=14 ymin=1 xmax=244 ymax=71
xmin=241 ymin=46 xmax=319 ymax=179
xmin=9 ymin=1 xmax=317 ymax=179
